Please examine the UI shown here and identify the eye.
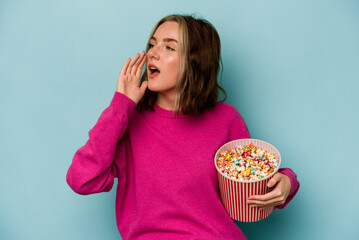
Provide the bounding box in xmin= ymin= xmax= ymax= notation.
xmin=166 ymin=46 xmax=175 ymax=51
xmin=148 ymin=43 xmax=154 ymax=49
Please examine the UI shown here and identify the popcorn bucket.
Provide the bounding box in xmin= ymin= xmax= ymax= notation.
xmin=214 ymin=138 xmax=281 ymax=222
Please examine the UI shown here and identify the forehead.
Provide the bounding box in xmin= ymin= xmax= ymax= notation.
xmin=152 ymin=21 xmax=179 ymax=41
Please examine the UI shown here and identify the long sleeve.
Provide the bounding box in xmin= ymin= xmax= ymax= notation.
xmin=274 ymin=168 xmax=300 ymax=209
xmin=66 ymin=92 xmax=136 ymax=195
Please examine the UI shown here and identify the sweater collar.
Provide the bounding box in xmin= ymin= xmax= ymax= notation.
xmin=153 ymin=104 xmax=189 ymax=119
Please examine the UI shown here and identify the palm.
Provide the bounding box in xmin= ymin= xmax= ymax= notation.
xmin=116 ymin=51 xmax=148 ymax=103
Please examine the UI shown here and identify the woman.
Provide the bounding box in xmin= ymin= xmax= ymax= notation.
xmin=67 ymin=14 xmax=299 ymax=240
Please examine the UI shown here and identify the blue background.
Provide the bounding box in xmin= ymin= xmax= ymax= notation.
xmin=1 ymin=0 xmax=358 ymax=239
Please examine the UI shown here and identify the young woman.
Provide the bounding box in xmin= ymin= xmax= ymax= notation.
xmin=67 ymin=14 xmax=299 ymax=240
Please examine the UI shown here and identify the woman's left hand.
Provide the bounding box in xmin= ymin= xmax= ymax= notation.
xmin=247 ymin=173 xmax=291 ymax=209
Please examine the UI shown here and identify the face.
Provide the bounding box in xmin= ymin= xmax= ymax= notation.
xmin=146 ymin=21 xmax=180 ymax=96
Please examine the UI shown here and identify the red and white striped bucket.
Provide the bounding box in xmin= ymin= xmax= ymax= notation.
xmin=214 ymin=139 xmax=281 ymax=222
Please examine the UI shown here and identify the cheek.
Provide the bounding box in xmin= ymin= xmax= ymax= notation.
xmin=166 ymin=56 xmax=179 ymax=76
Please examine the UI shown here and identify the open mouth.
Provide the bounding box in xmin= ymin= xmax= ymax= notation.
xmin=149 ymin=67 xmax=160 ymax=74
xmin=148 ymin=65 xmax=160 ymax=78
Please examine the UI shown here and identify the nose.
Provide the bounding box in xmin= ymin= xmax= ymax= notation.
xmin=147 ymin=46 xmax=159 ymax=60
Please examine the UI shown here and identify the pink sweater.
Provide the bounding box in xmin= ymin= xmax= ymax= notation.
xmin=66 ymin=92 xmax=299 ymax=240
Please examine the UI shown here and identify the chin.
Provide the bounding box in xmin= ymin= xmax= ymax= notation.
xmin=148 ymin=81 xmax=176 ymax=94
xmin=147 ymin=82 xmax=159 ymax=92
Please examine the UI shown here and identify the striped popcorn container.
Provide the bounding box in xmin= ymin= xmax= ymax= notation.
xmin=214 ymin=138 xmax=281 ymax=222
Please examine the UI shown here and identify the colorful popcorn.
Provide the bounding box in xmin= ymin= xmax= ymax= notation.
xmin=217 ymin=143 xmax=279 ymax=181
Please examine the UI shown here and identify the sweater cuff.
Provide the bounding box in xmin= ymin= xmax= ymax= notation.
xmin=275 ymin=168 xmax=300 ymax=210
xmin=110 ymin=91 xmax=137 ymax=116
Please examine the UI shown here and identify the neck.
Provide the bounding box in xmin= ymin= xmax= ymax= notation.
xmin=156 ymin=92 xmax=176 ymax=111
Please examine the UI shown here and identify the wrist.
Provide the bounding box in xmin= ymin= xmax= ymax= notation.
xmin=115 ymin=91 xmax=137 ymax=105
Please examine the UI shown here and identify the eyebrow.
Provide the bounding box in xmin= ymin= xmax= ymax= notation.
xmin=150 ymin=36 xmax=178 ymax=43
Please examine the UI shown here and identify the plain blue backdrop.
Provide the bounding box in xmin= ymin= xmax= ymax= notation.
xmin=1 ymin=0 xmax=358 ymax=239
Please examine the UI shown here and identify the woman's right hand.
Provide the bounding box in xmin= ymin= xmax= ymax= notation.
xmin=116 ymin=51 xmax=148 ymax=104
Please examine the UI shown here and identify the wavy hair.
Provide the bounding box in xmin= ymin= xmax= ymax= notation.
xmin=136 ymin=14 xmax=227 ymax=116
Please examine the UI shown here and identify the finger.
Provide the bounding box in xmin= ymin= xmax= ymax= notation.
xmin=119 ymin=58 xmax=131 ymax=77
xmin=248 ymin=196 xmax=285 ymax=208
xmin=136 ymin=52 xmax=147 ymax=77
xmin=130 ymin=52 xmax=143 ymax=75
xmin=127 ymin=53 xmax=140 ymax=75
xmin=247 ymin=187 xmax=285 ymax=207
xmin=248 ymin=196 xmax=280 ymax=206
xmin=140 ymin=80 xmax=148 ymax=93
xmin=267 ymin=173 xmax=281 ymax=188
xmin=247 ymin=190 xmax=279 ymax=202
xmin=126 ymin=53 xmax=140 ymax=75
xmin=132 ymin=51 xmax=145 ymax=76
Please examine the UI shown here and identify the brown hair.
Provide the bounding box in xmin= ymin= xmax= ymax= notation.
xmin=136 ymin=14 xmax=227 ymax=116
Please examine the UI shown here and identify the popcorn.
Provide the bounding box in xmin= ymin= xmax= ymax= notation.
xmin=216 ymin=143 xmax=279 ymax=181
